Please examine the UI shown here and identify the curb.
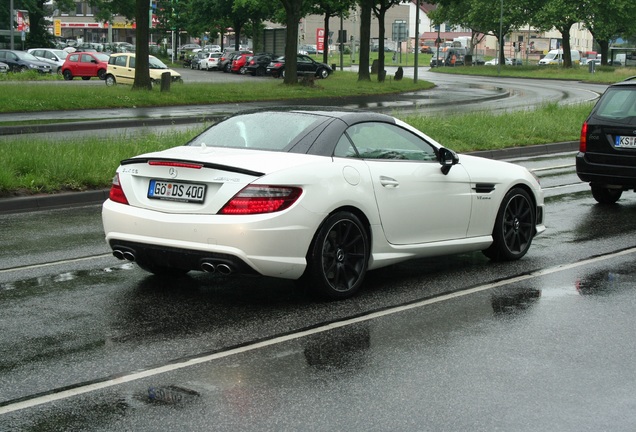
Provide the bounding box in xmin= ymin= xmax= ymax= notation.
xmin=0 ymin=141 xmax=579 ymax=215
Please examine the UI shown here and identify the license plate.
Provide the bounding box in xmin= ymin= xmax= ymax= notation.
xmin=148 ymin=180 xmax=206 ymax=203
xmin=615 ymin=136 xmax=636 ymax=148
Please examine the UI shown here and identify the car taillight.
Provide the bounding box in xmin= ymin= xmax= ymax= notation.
xmin=274 ymin=62 xmax=283 ymax=67
xmin=109 ymin=173 xmax=129 ymax=205
xmin=219 ymin=185 xmax=302 ymax=215
xmin=580 ymin=122 xmax=588 ymax=152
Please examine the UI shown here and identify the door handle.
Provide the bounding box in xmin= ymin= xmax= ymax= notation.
xmin=380 ymin=176 xmax=399 ymax=188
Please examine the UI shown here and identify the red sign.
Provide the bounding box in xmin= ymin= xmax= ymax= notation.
xmin=316 ymin=28 xmax=325 ymax=52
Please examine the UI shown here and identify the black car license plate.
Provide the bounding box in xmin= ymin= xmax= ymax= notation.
xmin=148 ymin=180 xmax=206 ymax=203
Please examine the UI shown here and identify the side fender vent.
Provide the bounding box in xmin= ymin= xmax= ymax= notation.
xmin=473 ymin=183 xmax=496 ymax=194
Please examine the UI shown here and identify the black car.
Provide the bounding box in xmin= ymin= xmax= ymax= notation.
xmin=266 ymin=54 xmax=332 ymax=79
xmin=244 ymin=53 xmax=275 ymax=76
xmin=0 ymin=49 xmax=53 ymax=73
xmin=576 ymin=77 xmax=636 ymax=203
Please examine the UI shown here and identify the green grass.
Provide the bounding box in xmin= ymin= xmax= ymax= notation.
xmin=0 ymin=102 xmax=590 ymax=197
xmin=0 ymin=71 xmax=434 ymax=114
xmin=432 ymin=64 xmax=636 ymax=84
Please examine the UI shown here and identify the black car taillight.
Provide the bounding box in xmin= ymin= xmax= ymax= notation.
xmin=580 ymin=121 xmax=588 ymax=153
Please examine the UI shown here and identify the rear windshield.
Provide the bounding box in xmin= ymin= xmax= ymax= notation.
xmin=594 ymin=87 xmax=636 ymax=119
xmin=187 ymin=111 xmax=325 ymax=151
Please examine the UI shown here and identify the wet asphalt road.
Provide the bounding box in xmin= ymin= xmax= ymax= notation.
xmin=2 ymin=150 xmax=636 ymax=431
xmin=2 ymin=73 xmax=636 ymax=430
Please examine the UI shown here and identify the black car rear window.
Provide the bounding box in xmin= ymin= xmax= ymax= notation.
xmin=594 ymin=87 xmax=636 ymax=119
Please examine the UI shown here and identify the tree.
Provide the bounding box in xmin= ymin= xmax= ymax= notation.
xmin=277 ymin=0 xmax=312 ymax=84
xmin=309 ymin=0 xmax=356 ymax=65
xmin=530 ymin=0 xmax=583 ymax=68
xmin=430 ymin=0 xmax=535 ymax=66
xmin=582 ymin=0 xmax=636 ymax=65
xmin=371 ymin=0 xmax=402 ymax=82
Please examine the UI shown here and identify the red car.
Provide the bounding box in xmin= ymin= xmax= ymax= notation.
xmin=61 ymin=51 xmax=109 ymax=80
xmin=230 ymin=53 xmax=251 ymax=74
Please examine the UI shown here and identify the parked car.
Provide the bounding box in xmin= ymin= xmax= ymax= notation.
xmin=27 ymin=48 xmax=68 ymax=74
xmin=576 ymin=77 xmax=636 ymax=203
xmin=102 ymin=108 xmax=545 ymax=300
xmin=298 ymin=44 xmax=317 ymax=55
xmin=244 ymin=54 xmax=274 ymax=76
xmin=220 ymin=50 xmax=252 ymax=72
xmin=0 ymin=50 xmax=53 ymax=73
xmin=230 ymin=53 xmax=251 ymax=74
xmin=484 ymin=57 xmax=513 ymax=66
xmin=104 ymin=53 xmax=182 ymax=86
xmin=204 ymin=45 xmax=221 ymax=53
xmin=61 ymin=51 xmax=108 ymax=80
xmin=0 ymin=61 xmax=8 ymax=73
xmin=199 ymin=52 xmax=222 ymax=71
xmin=266 ymin=54 xmax=332 ymax=79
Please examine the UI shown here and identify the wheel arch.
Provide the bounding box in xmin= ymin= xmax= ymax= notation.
xmin=307 ymin=205 xmax=373 ymax=257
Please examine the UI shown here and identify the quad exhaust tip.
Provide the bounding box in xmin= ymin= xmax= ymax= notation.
xmin=112 ymin=249 xmax=135 ymax=262
xmin=200 ymin=261 xmax=233 ymax=275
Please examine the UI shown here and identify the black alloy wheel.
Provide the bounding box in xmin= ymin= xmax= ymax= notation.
xmin=303 ymin=211 xmax=369 ymax=299
xmin=483 ymin=187 xmax=535 ymax=261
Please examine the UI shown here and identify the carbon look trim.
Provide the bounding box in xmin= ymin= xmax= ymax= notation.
xmin=120 ymin=157 xmax=265 ymax=177
xmin=473 ymin=183 xmax=496 ymax=193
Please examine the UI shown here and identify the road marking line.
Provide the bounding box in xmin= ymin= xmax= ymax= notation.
xmin=0 ymin=254 xmax=113 ymax=275
xmin=2 ymin=247 xmax=635 ymax=415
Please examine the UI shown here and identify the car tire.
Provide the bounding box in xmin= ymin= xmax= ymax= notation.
xmin=317 ymin=68 xmax=329 ymax=79
xmin=281 ymin=69 xmax=286 ymax=78
xmin=97 ymin=69 xmax=106 ymax=80
xmin=256 ymin=67 xmax=265 ymax=77
xmin=56 ymin=67 xmax=63 ymax=75
xmin=105 ymin=74 xmax=116 ymax=86
xmin=302 ymin=211 xmax=369 ymax=300
xmin=483 ymin=187 xmax=535 ymax=261
xmin=19 ymin=65 xmax=28 ymax=72
xmin=224 ymin=63 xmax=231 ymax=73
xmin=63 ymin=70 xmax=73 ymax=80
xmin=590 ymin=184 xmax=622 ymax=204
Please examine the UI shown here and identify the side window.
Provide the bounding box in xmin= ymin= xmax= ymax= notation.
xmin=81 ymin=54 xmax=93 ymax=63
xmin=129 ymin=56 xmax=136 ymax=68
xmin=334 ymin=134 xmax=358 ymax=158
xmin=69 ymin=54 xmax=79 ymax=62
xmin=115 ymin=56 xmax=127 ymax=67
xmin=343 ymin=122 xmax=438 ymax=161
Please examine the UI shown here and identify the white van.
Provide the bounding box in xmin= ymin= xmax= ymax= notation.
xmin=538 ymin=49 xmax=581 ymax=65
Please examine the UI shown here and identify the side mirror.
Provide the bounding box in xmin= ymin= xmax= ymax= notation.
xmin=438 ymin=147 xmax=459 ymax=175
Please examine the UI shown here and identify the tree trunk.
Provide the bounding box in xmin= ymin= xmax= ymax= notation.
xmin=377 ymin=10 xmax=386 ymax=82
xmin=358 ymin=0 xmax=371 ymax=81
xmin=282 ymin=0 xmax=301 ymax=84
xmin=558 ymin=22 xmax=574 ymax=68
xmin=322 ymin=14 xmax=330 ymax=64
xmin=132 ymin=0 xmax=151 ymax=90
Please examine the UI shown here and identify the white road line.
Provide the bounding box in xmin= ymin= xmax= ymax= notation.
xmin=2 ymin=247 xmax=635 ymax=415
xmin=0 ymin=254 xmax=113 ymax=275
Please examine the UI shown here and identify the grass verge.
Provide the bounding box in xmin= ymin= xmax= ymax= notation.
xmin=0 ymin=71 xmax=434 ymax=114
xmin=0 ymin=102 xmax=590 ymax=197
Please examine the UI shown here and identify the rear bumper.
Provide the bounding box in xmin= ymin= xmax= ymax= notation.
xmin=576 ymin=152 xmax=636 ymax=188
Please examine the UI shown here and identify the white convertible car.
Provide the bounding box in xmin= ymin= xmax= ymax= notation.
xmin=102 ymin=108 xmax=545 ymax=299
